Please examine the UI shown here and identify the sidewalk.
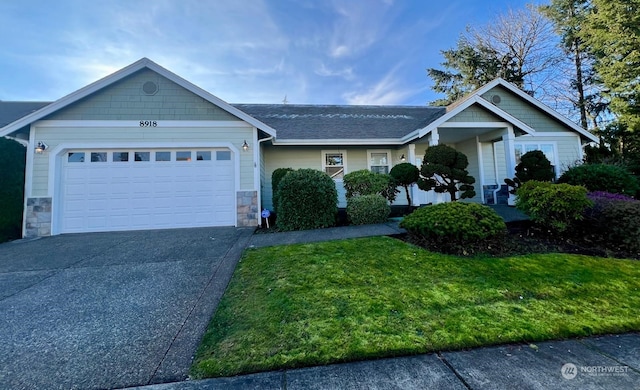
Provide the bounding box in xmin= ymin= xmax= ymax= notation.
xmin=129 ymin=222 xmax=640 ymax=390
xmin=130 ymin=332 xmax=640 ymax=389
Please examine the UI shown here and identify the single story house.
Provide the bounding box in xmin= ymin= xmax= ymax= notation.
xmin=0 ymin=58 xmax=598 ymax=238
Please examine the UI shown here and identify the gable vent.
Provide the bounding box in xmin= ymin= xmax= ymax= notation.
xmin=491 ymin=94 xmax=501 ymax=104
xmin=142 ymin=81 xmax=159 ymax=95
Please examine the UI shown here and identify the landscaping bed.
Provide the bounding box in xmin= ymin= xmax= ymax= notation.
xmin=399 ymin=219 xmax=640 ymax=260
xmin=191 ymin=236 xmax=640 ymax=378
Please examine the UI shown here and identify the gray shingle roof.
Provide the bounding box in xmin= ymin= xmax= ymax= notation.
xmin=0 ymin=101 xmax=51 ymax=128
xmin=232 ymin=104 xmax=445 ymax=140
xmin=1 ymin=101 xmax=445 ymax=142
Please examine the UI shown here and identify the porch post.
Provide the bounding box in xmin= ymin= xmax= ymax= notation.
xmin=476 ymin=136 xmax=485 ymax=204
xmin=503 ymin=126 xmax=517 ymax=206
xmin=408 ymin=144 xmax=416 ymax=206
xmin=429 ymin=129 xmax=444 ymax=204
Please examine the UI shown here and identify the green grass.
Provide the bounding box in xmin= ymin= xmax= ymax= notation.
xmin=191 ymin=236 xmax=640 ymax=378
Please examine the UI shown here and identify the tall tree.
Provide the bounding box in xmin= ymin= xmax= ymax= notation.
xmin=541 ymin=0 xmax=597 ymax=129
xmin=581 ymin=0 xmax=640 ymax=131
xmin=427 ymin=4 xmax=562 ymax=106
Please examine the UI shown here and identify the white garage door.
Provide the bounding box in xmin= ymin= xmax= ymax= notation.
xmin=60 ymin=149 xmax=235 ymax=233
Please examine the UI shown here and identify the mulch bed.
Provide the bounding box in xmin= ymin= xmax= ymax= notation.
xmin=394 ymin=220 xmax=639 ymax=260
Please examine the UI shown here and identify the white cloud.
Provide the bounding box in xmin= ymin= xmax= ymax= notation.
xmin=342 ymin=64 xmax=424 ymax=105
xmin=315 ymin=63 xmax=354 ymax=80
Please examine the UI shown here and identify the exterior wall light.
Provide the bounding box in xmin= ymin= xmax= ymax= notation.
xmin=242 ymin=140 xmax=249 ymax=151
xmin=400 ymin=154 xmax=406 ymax=162
xmin=35 ymin=141 xmax=49 ymax=154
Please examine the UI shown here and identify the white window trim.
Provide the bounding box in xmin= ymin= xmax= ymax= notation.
xmin=321 ymin=150 xmax=347 ymax=180
xmin=367 ymin=149 xmax=393 ymax=174
xmin=514 ymin=141 xmax=559 ymax=178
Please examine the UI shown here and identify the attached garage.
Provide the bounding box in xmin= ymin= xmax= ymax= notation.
xmin=59 ymin=148 xmax=235 ymax=233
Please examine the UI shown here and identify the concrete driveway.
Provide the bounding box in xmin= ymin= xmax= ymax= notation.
xmin=0 ymin=227 xmax=254 ymax=390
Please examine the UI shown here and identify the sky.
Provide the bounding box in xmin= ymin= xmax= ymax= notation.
xmin=0 ymin=0 xmax=542 ymax=106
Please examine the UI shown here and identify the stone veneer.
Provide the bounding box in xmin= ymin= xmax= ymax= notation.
xmin=25 ymin=197 xmax=52 ymax=238
xmin=237 ymin=191 xmax=258 ymax=227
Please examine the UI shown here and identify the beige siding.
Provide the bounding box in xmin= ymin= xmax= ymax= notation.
xmin=46 ymin=69 xmax=240 ymax=121
xmin=261 ymin=146 xmax=406 ymax=210
xmin=31 ymin=125 xmax=255 ymax=197
xmin=481 ymin=142 xmax=498 ymax=185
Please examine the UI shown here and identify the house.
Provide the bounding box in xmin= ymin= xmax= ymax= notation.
xmin=0 ymin=58 xmax=598 ymax=238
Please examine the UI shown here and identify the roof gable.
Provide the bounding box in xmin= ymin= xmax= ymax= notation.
xmin=475 ymin=79 xmax=598 ymax=142
xmin=0 ymin=58 xmax=277 ymax=137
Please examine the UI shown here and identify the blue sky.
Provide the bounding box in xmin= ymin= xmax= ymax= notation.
xmin=1 ymin=0 xmax=541 ymax=106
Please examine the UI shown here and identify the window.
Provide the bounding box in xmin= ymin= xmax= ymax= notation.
xmin=216 ymin=151 xmax=231 ymax=161
xmin=134 ymin=152 xmax=150 ymax=161
xmin=68 ymin=152 xmax=85 ymax=163
xmin=176 ymin=151 xmax=192 ymax=161
xmin=90 ymin=152 xmax=106 ymax=162
xmin=368 ymin=150 xmax=391 ymax=174
xmin=323 ymin=151 xmax=345 ymax=179
xmin=113 ymin=152 xmax=129 ymax=162
xmin=196 ymin=151 xmax=211 ymax=161
xmin=514 ymin=143 xmax=556 ymax=165
xmin=155 ymin=151 xmax=171 ymax=161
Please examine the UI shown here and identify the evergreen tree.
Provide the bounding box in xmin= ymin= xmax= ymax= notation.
xmin=417 ymin=145 xmax=476 ymax=201
xmin=581 ymin=0 xmax=640 ymax=131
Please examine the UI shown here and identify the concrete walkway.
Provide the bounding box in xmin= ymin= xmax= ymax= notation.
xmin=129 ymin=221 xmax=640 ymax=390
xmin=132 ymin=332 xmax=640 ymax=389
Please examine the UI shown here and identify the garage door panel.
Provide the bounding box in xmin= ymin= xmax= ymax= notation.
xmin=61 ymin=148 xmax=236 ymax=233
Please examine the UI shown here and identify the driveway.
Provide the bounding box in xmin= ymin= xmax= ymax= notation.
xmin=0 ymin=227 xmax=254 ymax=390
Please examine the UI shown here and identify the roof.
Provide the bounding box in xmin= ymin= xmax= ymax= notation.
xmin=0 ymin=58 xmax=277 ymax=138
xmin=0 ymin=101 xmax=50 ymax=127
xmin=232 ymin=104 xmax=445 ymax=141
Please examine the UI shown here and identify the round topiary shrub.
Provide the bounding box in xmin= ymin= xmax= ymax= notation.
xmin=515 ymin=181 xmax=592 ymax=233
xmin=347 ymin=194 xmax=390 ymax=225
xmin=277 ymin=169 xmax=338 ymax=231
xmin=390 ymin=162 xmax=419 ymax=205
xmin=343 ymin=169 xmax=398 ymax=202
xmin=558 ymin=163 xmax=639 ymax=197
xmin=400 ymin=202 xmax=506 ymax=246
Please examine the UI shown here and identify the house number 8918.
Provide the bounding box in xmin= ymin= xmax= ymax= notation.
xmin=139 ymin=120 xmax=158 ymax=127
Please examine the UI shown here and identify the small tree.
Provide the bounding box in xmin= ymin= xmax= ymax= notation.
xmin=418 ymin=145 xmax=476 ymax=201
xmin=505 ymin=150 xmax=555 ymax=194
xmin=389 ymin=162 xmax=419 ymax=205
xmin=0 ymin=137 xmax=26 ymax=242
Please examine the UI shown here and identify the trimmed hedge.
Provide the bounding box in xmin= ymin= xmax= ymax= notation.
xmin=558 ymin=163 xmax=639 ymax=197
xmin=271 ymin=167 xmax=294 ymax=213
xmin=400 ymin=202 xmax=506 ymax=244
xmin=276 ymin=169 xmax=337 ymax=231
xmin=0 ymin=138 xmax=26 ymax=242
xmin=346 ymin=194 xmax=390 ymax=225
xmin=582 ymin=192 xmax=640 ymax=253
xmin=343 ymin=169 xmax=398 ymax=202
xmin=515 ymin=181 xmax=592 ymax=233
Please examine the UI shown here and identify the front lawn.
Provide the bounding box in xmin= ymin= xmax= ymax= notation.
xmin=191 ymin=236 xmax=640 ymax=378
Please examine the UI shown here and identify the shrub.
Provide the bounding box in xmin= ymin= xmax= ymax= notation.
xmin=389 ymin=162 xmax=419 ymax=205
xmin=343 ymin=169 xmax=398 ymax=202
xmin=346 ymin=194 xmax=391 ymax=225
xmin=271 ymin=167 xmax=294 ymax=213
xmin=277 ymin=169 xmax=337 ymax=231
xmin=504 ymin=150 xmax=554 ymax=194
xmin=417 ymin=145 xmax=476 ymax=201
xmin=581 ymin=192 xmax=640 ymax=253
xmin=400 ymin=202 xmax=506 ymax=249
xmin=558 ymin=163 xmax=639 ymax=197
xmin=515 ymin=181 xmax=592 ymax=233
xmin=0 ymin=137 xmax=26 ymax=242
